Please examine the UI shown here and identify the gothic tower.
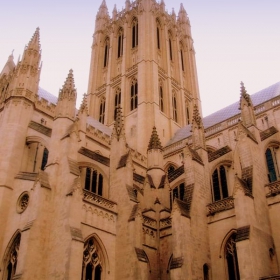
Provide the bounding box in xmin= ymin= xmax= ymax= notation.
xmin=87 ymin=0 xmax=201 ymax=154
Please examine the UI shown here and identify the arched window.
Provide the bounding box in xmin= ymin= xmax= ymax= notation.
xmin=212 ymin=165 xmax=228 ymax=201
xmin=203 ymin=263 xmax=209 ymax=280
xmin=180 ymin=43 xmax=185 ymax=71
xmin=265 ymin=147 xmax=279 ymax=182
xmin=103 ymin=37 xmax=110 ymax=67
xmin=225 ymin=233 xmax=240 ymax=280
xmin=186 ymin=105 xmax=190 ymax=125
xmin=159 ymin=80 xmax=164 ymax=112
xmin=170 ymin=182 xmax=185 ymax=208
xmin=4 ymin=233 xmax=21 ymax=280
xmin=132 ymin=17 xmax=138 ymax=48
xmin=114 ymin=87 xmax=121 ymax=120
xmin=130 ymin=78 xmax=138 ymax=111
xmin=84 ymin=167 xmax=103 ymax=196
xmin=40 ymin=148 xmax=49 ymax=170
xmin=167 ymin=165 xmax=176 ymax=176
xmin=117 ymin=28 xmax=124 ymax=58
xmin=168 ymin=31 xmax=173 ymax=61
xmin=81 ymin=237 xmax=103 ymax=280
xmin=99 ymin=97 xmax=106 ymax=124
xmin=172 ymin=92 xmax=178 ymax=122
xmin=156 ymin=19 xmax=161 ymax=49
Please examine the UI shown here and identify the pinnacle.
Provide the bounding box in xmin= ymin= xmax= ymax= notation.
xmin=27 ymin=27 xmax=41 ymax=50
xmin=148 ymin=127 xmax=163 ymax=150
xmin=113 ymin=105 xmax=124 ymax=141
xmin=192 ymin=104 xmax=202 ymax=128
xmin=79 ymin=93 xmax=88 ymax=114
xmin=239 ymin=81 xmax=251 ymax=106
xmin=59 ymin=69 xmax=77 ymax=101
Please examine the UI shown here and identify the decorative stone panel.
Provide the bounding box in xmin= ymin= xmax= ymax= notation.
xmin=78 ymin=147 xmax=110 ymax=166
xmin=207 ymin=196 xmax=234 ymax=215
xmin=260 ymin=126 xmax=278 ymax=141
xmin=266 ymin=180 xmax=280 ymax=197
xmin=208 ymin=145 xmax=232 ymax=162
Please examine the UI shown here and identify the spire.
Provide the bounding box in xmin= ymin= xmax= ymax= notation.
xmin=58 ymin=69 xmax=77 ymax=101
xmin=112 ymin=4 xmax=117 ymax=20
xmin=113 ymin=106 xmax=125 ymax=141
xmin=125 ymin=0 xmax=130 ymax=11
xmin=178 ymin=3 xmax=188 ymax=22
xmin=192 ymin=104 xmax=202 ymax=128
xmin=55 ymin=69 xmax=77 ymax=119
xmin=172 ymin=8 xmax=176 ymax=21
xmin=79 ymin=93 xmax=88 ymax=114
xmin=239 ymin=81 xmax=252 ymax=107
xmin=148 ymin=127 xmax=163 ymax=150
xmin=98 ymin=0 xmax=109 ymax=17
xmin=21 ymin=27 xmax=41 ymax=68
xmin=27 ymin=27 xmax=41 ymax=51
xmin=160 ymin=0 xmax=165 ymax=11
xmin=239 ymin=81 xmax=256 ymax=127
xmin=0 ymin=51 xmax=15 ymax=77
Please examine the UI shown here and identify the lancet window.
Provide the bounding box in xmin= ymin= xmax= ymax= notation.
xmin=41 ymin=147 xmax=49 ymax=170
xmin=170 ymin=182 xmax=185 ymax=208
xmin=132 ymin=17 xmax=138 ymax=48
xmin=4 ymin=233 xmax=21 ymax=280
xmin=180 ymin=42 xmax=185 ymax=71
xmin=172 ymin=92 xmax=178 ymax=122
xmin=117 ymin=28 xmax=124 ymax=58
xmin=99 ymin=97 xmax=106 ymax=124
xmin=103 ymin=37 xmax=110 ymax=67
xmin=212 ymin=165 xmax=229 ymax=201
xmin=265 ymin=146 xmax=279 ymax=182
xmin=81 ymin=237 xmax=103 ymax=280
xmin=156 ymin=19 xmax=161 ymax=49
xmin=168 ymin=31 xmax=173 ymax=61
xmin=225 ymin=233 xmax=240 ymax=280
xmin=130 ymin=78 xmax=138 ymax=111
xmin=84 ymin=167 xmax=103 ymax=196
xmin=159 ymin=80 xmax=164 ymax=112
xmin=114 ymin=87 xmax=121 ymax=120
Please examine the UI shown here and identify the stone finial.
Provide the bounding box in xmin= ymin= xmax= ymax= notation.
xmin=113 ymin=105 xmax=125 ymax=141
xmin=192 ymin=104 xmax=202 ymax=128
xmin=98 ymin=0 xmax=109 ymax=17
xmin=178 ymin=3 xmax=188 ymax=22
xmin=239 ymin=81 xmax=251 ymax=107
xmin=172 ymin=8 xmax=176 ymax=21
xmin=0 ymin=52 xmax=15 ymax=77
xmin=148 ymin=127 xmax=163 ymax=150
xmin=125 ymin=0 xmax=130 ymax=10
xmin=79 ymin=93 xmax=88 ymax=114
xmin=58 ymin=69 xmax=77 ymax=101
xmin=112 ymin=4 xmax=117 ymax=20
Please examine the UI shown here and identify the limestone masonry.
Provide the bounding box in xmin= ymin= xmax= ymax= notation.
xmin=1 ymin=0 xmax=280 ymax=279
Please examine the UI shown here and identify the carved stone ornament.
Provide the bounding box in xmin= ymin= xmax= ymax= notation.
xmin=17 ymin=192 xmax=29 ymax=213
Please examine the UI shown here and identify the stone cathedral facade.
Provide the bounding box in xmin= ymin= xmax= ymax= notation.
xmin=1 ymin=0 xmax=280 ymax=279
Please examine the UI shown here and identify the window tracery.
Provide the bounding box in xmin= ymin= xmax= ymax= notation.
xmin=132 ymin=17 xmax=138 ymax=48
xmin=81 ymin=237 xmax=103 ymax=280
xmin=83 ymin=167 xmax=103 ymax=196
xmin=103 ymin=37 xmax=110 ymax=67
xmin=114 ymin=88 xmax=121 ymax=120
xmin=225 ymin=233 xmax=240 ymax=280
xmin=130 ymin=78 xmax=138 ymax=111
xmin=99 ymin=97 xmax=106 ymax=124
xmin=212 ymin=165 xmax=229 ymax=201
xmin=4 ymin=233 xmax=21 ymax=280
xmin=117 ymin=28 xmax=124 ymax=58
xmin=265 ymin=146 xmax=279 ymax=182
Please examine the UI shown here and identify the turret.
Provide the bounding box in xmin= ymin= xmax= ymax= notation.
xmin=239 ymin=81 xmax=256 ymax=127
xmin=55 ymin=69 xmax=77 ymax=119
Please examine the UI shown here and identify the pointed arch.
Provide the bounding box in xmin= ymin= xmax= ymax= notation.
xmin=81 ymin=234 xmax=110 ymax=280
xmin=131 ymin=17 xmax=138 ymax=48
xmin=103 ymin=37 xmax=110 ymax=68
xmin=2 ymin=231 xmax=21 ymax=280
xmin=117 ymin=27 xmax=124 ymax=58
xmin=114 ymin=87 xmax=121 ymax=120
xmin=130 ymin=77 xmax=138 ymax=111
xmin=172 ymin=91 xmax=178 ymax=122
xmin=179 ymin=41 xmax=185 ymax=71
xmin=99 ymin=96 xmax=106 ymax=124
xmin=159 ymin=79 xmax=164 ymax=112
xmin=264 ymin=141 xmax=280 ymax=183
xmin=156 ymin=18 xmax=162 ymax=49
xmin=168 ymin=30 xmax=173 ymax=61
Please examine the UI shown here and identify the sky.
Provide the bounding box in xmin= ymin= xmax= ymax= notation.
xmin=1 ymin=0 xmax=280 ymax=117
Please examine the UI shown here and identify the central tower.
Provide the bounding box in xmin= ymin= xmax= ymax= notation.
xmin=87 ymin=0 xmax=201 ymax=154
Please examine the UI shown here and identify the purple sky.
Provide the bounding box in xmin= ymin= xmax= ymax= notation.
xmin=1 ymin=0 xmax=280 ymax=116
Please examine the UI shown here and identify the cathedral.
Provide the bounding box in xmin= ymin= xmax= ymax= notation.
xmin=1 ymin=0 xmax=280 ymax=279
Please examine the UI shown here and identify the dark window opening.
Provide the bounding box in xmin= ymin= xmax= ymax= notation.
xmin=132 ymin=19 xmax=138 ymax=48
xmin=212 ymin=165 xmax=229 ymax=201
xmin=265 ymin=148 xmax=278 ymax=182
xmin=84 ymin=168 xmax=103 ymax=196
xmin=41 ymin=148 xmax=49 ymax=170
xmin=130 ymin=79 xmax=138 ymax=111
